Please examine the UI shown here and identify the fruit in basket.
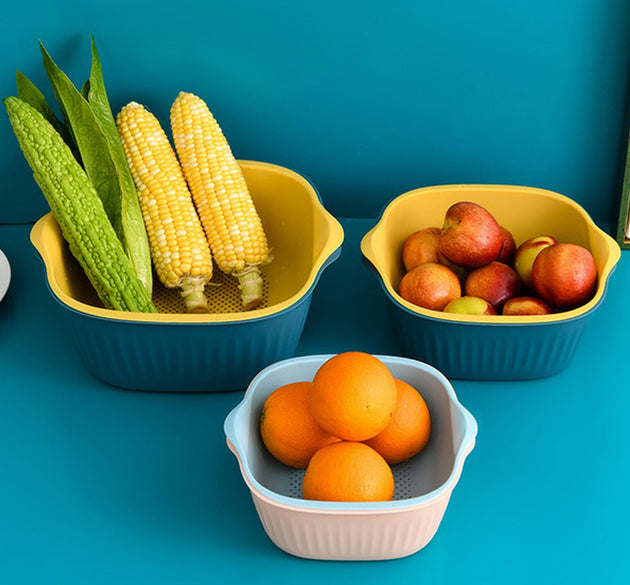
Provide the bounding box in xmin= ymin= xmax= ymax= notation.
xmin=399 ymin=262 xmax=461 ymax=311
xmin=302 ymin=441 xmax=395 ymax=502
xmin=532 ymin=243 xmax=597 ymax=310
xmin=438 ymin=201 xmax=503 ymax=268
xmin=513 ymin=235 xmax=558 ymax=290
xmin=397 ymin=200 xmax=602 ymax=317
xmin=497 ymin=226 xmax=517 ymax=265
xmin=308 ymin=352 xmax=398 ymax=441
xmin=464 ymin=261 xmax=522 ymax=311
xmin=436 ymin=251 xmax=469 ymax=283
xmin=260 ymin=382 xmax=341 ymax=468
xmin=402 ymin=227 xmax=441 ymax=271
xmin=364 ymin=379 xmax=431 ymax=465
xmin=443 ymin=296 xmax=497 ymax=315
xmin=171 ymin=92 xmax=271 ymax=310
xmin=502 ymin=296 xmax=553 ymax=316
xmin=257 ymin=352 xmax=435 ymax=502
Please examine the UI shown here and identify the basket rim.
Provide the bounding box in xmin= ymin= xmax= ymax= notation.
xmin=224 ymin=354 xmax=478 ymax=514
xmin=360 ymin=183 xmax=621 ymax=325
xmin=29 ymin=160 xmax=344 ymax=324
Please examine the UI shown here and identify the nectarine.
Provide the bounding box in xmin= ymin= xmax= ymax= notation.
xmin=496 ymin=226 xmax=517 ymax=265
xmin=443 ymin=296 xmax=497 ymax=315
xmin=402 ymin=227 xmax=441 ymax=272
xmin=532 ymin=243 xmax=597 ymax=310
xmin=513 ymin=235 xmax=558 ymax=290
xmin=502 ymin=296 xmax=553 ymax=316
xmin=464 ymin=261 xmax=522 ymax=311
xmin=399 ymin=262 xmax=461 ymax=311
xmin=438 ymin=201 xmax=503 ymax=268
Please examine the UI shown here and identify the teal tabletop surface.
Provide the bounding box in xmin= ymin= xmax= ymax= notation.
xmin=0 ymin=218 xmax=628 ymax=584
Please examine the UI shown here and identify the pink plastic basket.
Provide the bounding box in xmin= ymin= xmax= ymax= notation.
xmin=224 ymin=354 xmax=478 ymax=560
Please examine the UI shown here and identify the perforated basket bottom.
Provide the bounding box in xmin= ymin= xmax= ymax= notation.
xmin=286 ymin=460 xmax=416 ymax=500
xmin=151 ymin=264 xmax=270 ymax=314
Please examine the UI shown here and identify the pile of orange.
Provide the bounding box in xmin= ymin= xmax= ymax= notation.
xmin=259 ymin=351 xmax=431 ymax=502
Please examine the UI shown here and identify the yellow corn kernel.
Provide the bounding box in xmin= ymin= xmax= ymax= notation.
xmin=170 ymin=91 xmax=270 ymax=310
xmin=116 ymin=101 xmax=213 ymax=313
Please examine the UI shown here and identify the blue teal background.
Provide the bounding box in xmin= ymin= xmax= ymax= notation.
xmin=1 ymin=0 xmax=630 ymax=224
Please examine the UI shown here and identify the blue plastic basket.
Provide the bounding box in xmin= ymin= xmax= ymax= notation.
xmin=360 ymin=184 xmax=621 ymax=380
xmin=380 ymin=278 xmax=605 ymax=380
xmin=224 ymin=354 xmax=477 ymax=560
xmin=30 ymin=161 xmax=344 ymax=392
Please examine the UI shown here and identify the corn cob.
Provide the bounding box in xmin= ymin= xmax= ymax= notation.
xmin=116 ymin=101 xmax=213 ymax=314
xmin=4 ymin=96 xmax=157 ymax=313
xmin=170 ymin=92 xmax=270 ymax=310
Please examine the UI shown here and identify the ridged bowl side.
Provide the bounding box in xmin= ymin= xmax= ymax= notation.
xmin=389 ymin=302 xmax=592 ymax=380
xmin=55 ymin=293 xmax=313 ymax=392
xmin=251 ymin=491 xmax=452 ymax=561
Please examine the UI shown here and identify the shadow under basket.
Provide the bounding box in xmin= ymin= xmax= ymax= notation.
xmin=30 ymin=160 xmax=344 ymax=392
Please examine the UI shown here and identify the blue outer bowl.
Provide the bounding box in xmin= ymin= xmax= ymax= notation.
xmin=381 ymin=277 xmax=607 ymax=380
xmin=363 ymin=251 xmax=616 ymax=380
xmin=43 ymin=248 xmax=340 ymax=392
xmin=30 ymin=161 xmax=344 ymax=392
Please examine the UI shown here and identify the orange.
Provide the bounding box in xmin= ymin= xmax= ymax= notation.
xmin=260 ymin=381 xmax=340 ymax=468
xmin=301 ymin=441 xmax=395 ymax=502
xmin=364 ymin=379 xmax=431 ymax=465
xmin=308 ymin=352 xmax=398 ymax=441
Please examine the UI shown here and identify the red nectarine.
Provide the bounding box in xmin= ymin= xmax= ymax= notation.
xmin=532 ymin=243 xmax=597 ymax=310
xmin=464 ymin=261 xmax=522 ymax=311
xmin=438 ymin=201 xmax=503 ymax=268
xmin=496 ymin=226 xmax=517 ymax=265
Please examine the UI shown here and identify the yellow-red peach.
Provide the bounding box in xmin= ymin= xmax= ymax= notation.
xmin=502 ymin=296 xmax=553 ymax=316
xmin=402 ymin=227 xmax=441 ymax=272
xmin=443 ymin=296 xmax=497 ymax=315
xmin=513 ymin=235 xmax=558 ymax=290
xmin=399 ymin=262 xmax=461 ymax=311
